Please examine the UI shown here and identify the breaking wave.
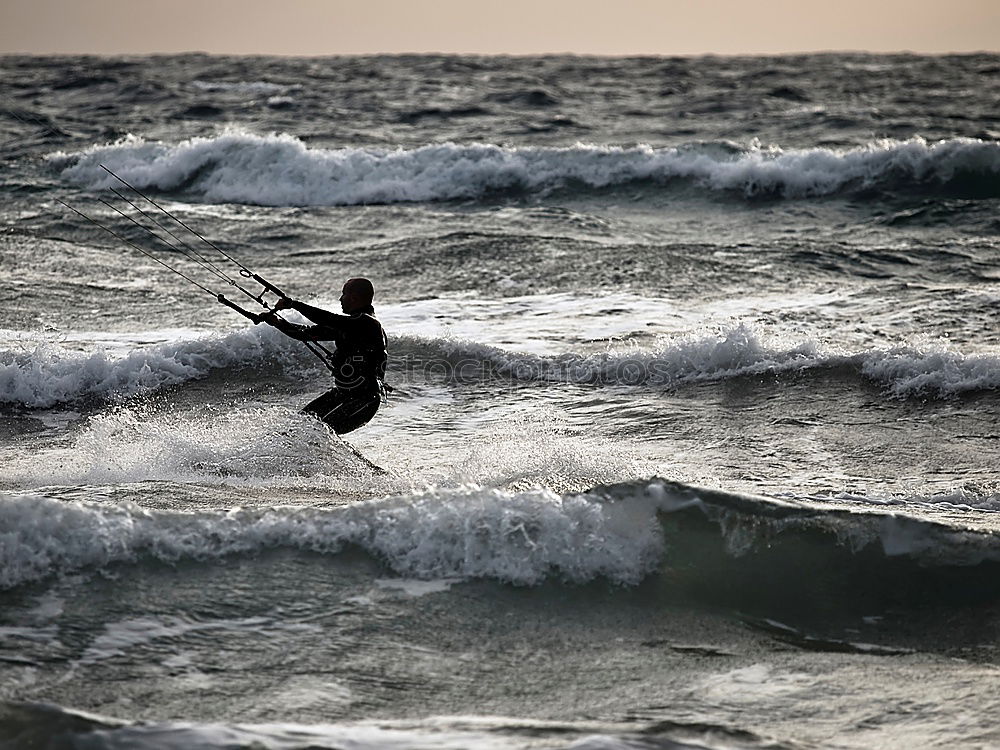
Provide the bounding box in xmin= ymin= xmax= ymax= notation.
xmin=4 ymin=323 xmax=1000 ymax=409
xmin=422 ymin=330 xmax=1000 ymax=398
xmin=3 ymin=479 xmax=999 ymax=592
xmin=0 ymin=483 xmax=668 ymax=590
xmin=50 ymin=131 xmax=1000 ymax=207
xmin=0 ymin=325 xmax=302 ymax=409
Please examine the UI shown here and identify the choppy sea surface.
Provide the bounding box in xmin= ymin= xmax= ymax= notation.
xmin=2 ymin=52 xmax=1000 ymax=749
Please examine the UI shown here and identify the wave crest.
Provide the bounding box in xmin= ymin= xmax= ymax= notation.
xmin=402 ymin=326 xmax=1000 ymax=398
xmin=50 ymin=132 xmax=1000 ymax=206
xmin=0 ymin=484 xmax=668 ymax=590
xmin=0 ymin=326 xmax=302 ymax=409
xmin=5 ymin=478 xmax=1000 ymax=591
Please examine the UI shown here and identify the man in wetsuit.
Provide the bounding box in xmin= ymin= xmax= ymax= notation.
xmin=260 ymin=277 xmax=387 ymax=434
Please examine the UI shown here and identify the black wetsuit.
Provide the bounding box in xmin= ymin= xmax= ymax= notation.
xmin=267 ymin=300 xmax=387 ymax=434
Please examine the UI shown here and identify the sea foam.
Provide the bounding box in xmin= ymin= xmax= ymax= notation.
xmin=49 ymin=132 xmax=1000 ymax=207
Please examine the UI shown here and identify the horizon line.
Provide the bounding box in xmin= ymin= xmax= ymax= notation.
xmin=3 ymin=48 xmax=999 ymax=59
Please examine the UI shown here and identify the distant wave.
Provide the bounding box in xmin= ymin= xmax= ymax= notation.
xmin=190 ymin=80 xmax=296 ymax=94
xmin=49 ymin=131 xmax=1000 ymax=207
xmin=3 ymin=479 xmax=998 ymax=591
xmin=4 ymin=324 xmax=1000 ymax=409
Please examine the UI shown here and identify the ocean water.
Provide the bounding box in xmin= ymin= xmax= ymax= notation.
xmin=2 ymin=52 xmax=1000 ymax=749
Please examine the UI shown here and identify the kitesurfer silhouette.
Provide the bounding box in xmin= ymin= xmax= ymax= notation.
xmin=59 ymin=168 xmax=389 ymax=440
xmin=260 ymin=277 xmax=388 ymax=434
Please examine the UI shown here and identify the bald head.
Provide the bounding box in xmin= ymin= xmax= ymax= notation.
xmin=340 ymin=277 xmax=375 ymax=314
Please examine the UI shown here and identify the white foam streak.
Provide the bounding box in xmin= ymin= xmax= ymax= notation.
xmin=823 ymin=488 xmax=1000 ymax=512
xmin=0 ymin=704 xmax=521 ymax=750
xmin=191 ymin=80 xmax=293 ymax=94
xmin=49 ymin=132 xmax=1000 ymax=207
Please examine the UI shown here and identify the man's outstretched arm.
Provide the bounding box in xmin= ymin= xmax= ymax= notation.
xmin=285 ymin=299 xmax=351 ymax=329
xmin=259 ymin=308 xmax=333 ymax=342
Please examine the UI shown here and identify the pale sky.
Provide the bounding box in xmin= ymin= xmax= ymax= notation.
xmin=2 ymin=0 xmax=999 ymax=56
